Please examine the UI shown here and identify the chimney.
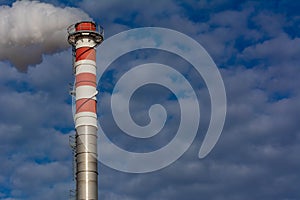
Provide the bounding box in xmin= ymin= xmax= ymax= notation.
xmin=68 ymin=21 xmax=104 ymax=200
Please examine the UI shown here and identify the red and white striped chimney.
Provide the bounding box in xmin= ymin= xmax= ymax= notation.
xmin=68 ymin=21 xmax=103 ymax=200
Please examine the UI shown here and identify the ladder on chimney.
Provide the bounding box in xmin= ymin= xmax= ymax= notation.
xmin=69 ymin=135 xmax=77 ymax=200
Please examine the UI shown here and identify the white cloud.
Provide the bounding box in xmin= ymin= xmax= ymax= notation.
xmin=0 ymin=1 xmax=90 ymax=71
xmin=1 ymin=0 xmax=300 ymax=199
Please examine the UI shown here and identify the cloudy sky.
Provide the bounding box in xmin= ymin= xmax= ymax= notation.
xmin=0 ymin=0 xmax=300 ymax=199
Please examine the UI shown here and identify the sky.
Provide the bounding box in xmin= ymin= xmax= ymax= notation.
xmin=0 ymin=0 xmax=300 ymax=199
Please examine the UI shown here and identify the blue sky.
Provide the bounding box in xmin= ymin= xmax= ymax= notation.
xmin=0 ymin=0 xmax=300 ymax=199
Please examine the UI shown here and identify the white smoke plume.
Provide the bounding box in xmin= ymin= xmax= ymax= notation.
xmin=0 ymin=1 xmax=91 ymax=72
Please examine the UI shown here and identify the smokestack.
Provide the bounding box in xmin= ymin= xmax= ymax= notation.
xmin=68 ymin=21 xmax=104 ymax=200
